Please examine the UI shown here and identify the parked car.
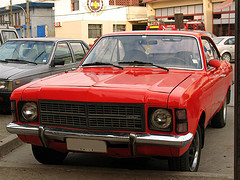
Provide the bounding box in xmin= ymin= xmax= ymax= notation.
xmin=7 ymin=31 xmax=233 ymax=172
xmin=0 ymin=25 xmax=19 ymax=45
xmin=213 ymin=36 xmax=235 ymax=62
xmin=0 ymin=38 xmax=90 ymax=112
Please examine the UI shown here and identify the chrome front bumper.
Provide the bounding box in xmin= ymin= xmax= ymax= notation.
xmin=7 ymin=123 xmax=193 ymax=155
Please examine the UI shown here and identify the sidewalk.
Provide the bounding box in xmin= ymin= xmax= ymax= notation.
xmin=0 ymin=113 xmax=23 ymax=157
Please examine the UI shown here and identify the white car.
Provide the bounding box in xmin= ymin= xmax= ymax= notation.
xmin=213 ymin=36 xmax=235 ymax=62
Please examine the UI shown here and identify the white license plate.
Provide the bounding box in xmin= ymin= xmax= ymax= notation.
xmin=66 ymin=138 xmax=107 ymax=153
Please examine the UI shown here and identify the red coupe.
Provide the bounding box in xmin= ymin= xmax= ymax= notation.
xmin=7 ymin=31 xmax=233 ymax=172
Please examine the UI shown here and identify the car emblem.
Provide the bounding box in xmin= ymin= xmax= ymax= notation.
xmin=87 ymin=0 xmax=104 ymax=13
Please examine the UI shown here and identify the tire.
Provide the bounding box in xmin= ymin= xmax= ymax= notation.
xmin=168 ymin=125 xmax=202 ymax=172
xmin=32 ymin=145 xmax=68 ymax=164
xmin=222 ymin=53 xmax=231 ymax=62
xmin=211 ymin=97 xmax=227 ymax=128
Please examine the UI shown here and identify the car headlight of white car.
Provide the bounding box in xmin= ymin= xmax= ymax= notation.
xmin=0 ymin=81 xmax=12 ymax=91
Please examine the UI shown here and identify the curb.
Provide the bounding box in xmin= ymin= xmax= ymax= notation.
xmin=0 ymin=134 xmax=23 ymax=158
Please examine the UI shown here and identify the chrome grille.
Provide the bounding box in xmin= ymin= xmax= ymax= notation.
xmin=39 ymin=100 xmax=145 ymax=131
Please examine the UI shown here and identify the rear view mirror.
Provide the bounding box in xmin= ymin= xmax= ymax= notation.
xmin=51 ymin=59 xmax=64 ymax=66
xmin=208 ymin=59 xmax=221 ymax=68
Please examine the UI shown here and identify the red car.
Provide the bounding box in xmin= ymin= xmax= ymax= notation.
xmin=7 ymin=31 xmax=233 ymax=172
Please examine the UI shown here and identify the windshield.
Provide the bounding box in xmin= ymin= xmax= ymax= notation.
xmin=213 ymin=37 xmax=224 ymax=45
xmin=83 ymin=35 xmax=202 ymax=70
xmin=0 ymin=41 xmax=53 ymax=64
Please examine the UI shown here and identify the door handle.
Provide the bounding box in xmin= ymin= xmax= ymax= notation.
xmin=220 ymin=74 xmax=226 ymax=78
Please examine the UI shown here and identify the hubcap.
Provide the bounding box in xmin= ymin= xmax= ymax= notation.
xmin=189 ymin=129 xmax=200 ymax=171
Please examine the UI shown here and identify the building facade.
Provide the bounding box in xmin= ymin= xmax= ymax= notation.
xmin=54 ymin=0 xmax=147 ymax=44
xmin=0 ymin=2 xmax=55 ymax=37
xmin=143 ymin=0 xmax=235 ymax=36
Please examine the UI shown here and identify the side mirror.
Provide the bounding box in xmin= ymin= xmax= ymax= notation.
xmin=208 ymin=59 xmax=221 ymax=68
xmin=51 ymin=59 xmax=65 ymax=66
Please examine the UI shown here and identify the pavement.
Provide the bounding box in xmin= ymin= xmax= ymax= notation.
xmin=0 ymin=113 xmax=23 ymax=158
xmin=0 ymin=86 xmax=235 ymax=179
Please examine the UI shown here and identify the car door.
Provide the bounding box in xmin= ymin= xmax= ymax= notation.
xmin=201 ymin=37 xmax=227 ymax=118
xmin=50 ymin=41 xmax=78 ymax=75
xmin=224 ymin=37 xmax=235 ymax=59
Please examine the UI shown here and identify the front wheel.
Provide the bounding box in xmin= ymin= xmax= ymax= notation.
xmin=168 ymin=125 xmax=202 ymax=172
xmin=32 ymin=145 xmax=68 ymax=164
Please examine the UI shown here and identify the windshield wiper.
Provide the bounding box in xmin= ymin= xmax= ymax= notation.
xmin=81 ymin=62 xmax=123 ymax=70
xmin=5 ymin=59 xmax=37 ymax=65
xmin=118 ymin=61 xmax=169 ymax=71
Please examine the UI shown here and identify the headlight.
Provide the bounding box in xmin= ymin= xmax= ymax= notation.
xmin=21 ymin=102 xmax=38 ymax=122
xmin=150 ymin=109 xmax=172 ymax=130
xmin=0 ymin=81 xmax=12 ymax=91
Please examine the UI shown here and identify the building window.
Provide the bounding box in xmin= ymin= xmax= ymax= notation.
xmin=71 ymin=0 xmax=79 ymax=11
xmin=113 ymin=24 xmax=126 ymax=32
xmin=88 ymin=24 xmax=102 ymax=38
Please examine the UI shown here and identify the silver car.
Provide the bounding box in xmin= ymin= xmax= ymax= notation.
xmin=0 ymin=38 xmax=90 ymax=112
xmin=213 ymin=36 xmax=235 ymax=62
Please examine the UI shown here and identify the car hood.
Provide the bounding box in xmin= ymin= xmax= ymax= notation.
xmin=0 ymin=62 xmax=44 ymax=79
xmin=29 ymin=68 xmax=191 ymax=94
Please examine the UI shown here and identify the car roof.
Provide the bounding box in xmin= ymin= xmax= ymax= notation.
xmin=7 ymin=37 xmax=83 ymax=42
xmin=103 ymin=30 xmax=205 ymax=38
xmin=214 ymin=36 xmax=234 ymax=39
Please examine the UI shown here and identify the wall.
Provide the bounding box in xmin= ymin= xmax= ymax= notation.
xmin=31 ymin=7 xmax=55 ymax=37
xmin=55 ymin=0 xmax=147 ymax=44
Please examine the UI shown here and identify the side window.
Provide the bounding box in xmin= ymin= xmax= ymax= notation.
xmin=54 ymin=43 xmax=73 ymax=64
xmin=201 ymin=38 xmax=219 ymax=67
xmin=2 ymin=31 xmax=18 ymax=42
xmin=70 ymin=42 xmax=86 ymax=62
xmin=225 ymin=38 xmax=235 ymax=45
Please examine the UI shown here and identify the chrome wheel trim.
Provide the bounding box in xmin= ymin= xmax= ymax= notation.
xmin=189 ymin=129 xmax=200 ymax=171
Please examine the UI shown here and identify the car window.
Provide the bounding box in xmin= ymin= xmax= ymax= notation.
xmin=224 ymin=38 xmax=235 ymax=45
xmin=83 ymin=35 xmax=202 ymax=70
xmin=70 ymin=42 xmax=86 ymax=62
xmin=201 ymin=38 xmax=219 ymax=68
xmin=1 ymin=31 xmax=18 ymax=42
xmin=0 ymin=41 xmax=53 ymax=63
xmin=54 ymin=42 xmax=73 ymax=64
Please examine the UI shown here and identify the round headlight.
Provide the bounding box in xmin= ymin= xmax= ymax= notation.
xmin=21 ymin=102 xmax=38 ymax=121
xmin=151 ymin=109 xmax=172 ymax=129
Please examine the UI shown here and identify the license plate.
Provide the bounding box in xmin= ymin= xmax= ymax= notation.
xmin=66 ymin=138 xmax=107 ymax=153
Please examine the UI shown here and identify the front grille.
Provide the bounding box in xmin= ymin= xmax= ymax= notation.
xmin=39 ymin=100 xmax=145 ymax=131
